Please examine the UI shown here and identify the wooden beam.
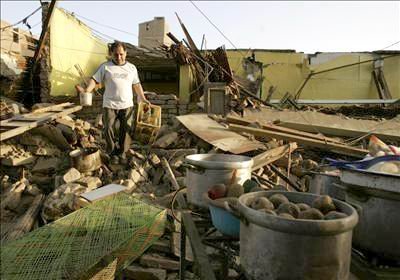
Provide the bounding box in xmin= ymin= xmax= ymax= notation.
xmin=227 ymin=116 xmax=343 ymax=144
xmin=0 ymin=104 xmax=82 ymax=141
xmin=161 ymin=158 xmax=217 ymax=280
xmin=269 ymin=164 xmax=302 ymax=192
xmin=175 ymin=13 xmax=202 ymax=60
xmin=274 ymin=120 xmax=400 ymax=142
xmin=33 ymin=0 xmax=57 ymax=64
xmin=229 ymin=124 xmax=368 ymax=158
xmin=3 ymin=194 xmax=45 ymax=242
xmin=252 ymin=143 xmax=298 ymax=171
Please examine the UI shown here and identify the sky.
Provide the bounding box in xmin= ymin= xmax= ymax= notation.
xmin=1 ymin=1 xmax=399 ymax=54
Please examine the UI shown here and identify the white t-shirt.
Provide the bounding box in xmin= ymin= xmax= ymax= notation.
xmin=92 ymin=61 xmax=140 ymax=109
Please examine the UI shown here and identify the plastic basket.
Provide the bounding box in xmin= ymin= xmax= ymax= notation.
xmin=135 ymin=102 xmax=161 ymax=144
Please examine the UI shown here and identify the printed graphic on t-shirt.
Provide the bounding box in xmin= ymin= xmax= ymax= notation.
xmin=113 ymin=73 xmax=128 ymax=79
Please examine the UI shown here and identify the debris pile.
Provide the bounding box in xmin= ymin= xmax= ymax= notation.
xmin=1 ymin=97 xmax=399 ymax=279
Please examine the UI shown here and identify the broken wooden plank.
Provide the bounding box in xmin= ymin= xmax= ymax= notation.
xmin=162 ymin=158 xmax=217 ymax=280
xmin=276 ymin=120 xmax=400 ymax=142
xmin=31 ymin=102 xmax=74 ymax=114
xmin=270 ymin=164 xmax=302 ymax=192
xmin=227 ymin=116 xmax=343 ymax=144
xmin=242 ymin=108 xmax=400 ymax=142
xmin=252 ymin=143 xmax=298 ymax=171
xmin=0 ymin=104 xmax=82 ymax=141
xmin=1 ymin=154 xmax=36 ymax=166
xmin=229 ymin=124 xmax=368 ymax=158
xmin=177 ymin=114 xmax=264 ymax=154
xmin=3 ymin=194 xmax=45 ymax=242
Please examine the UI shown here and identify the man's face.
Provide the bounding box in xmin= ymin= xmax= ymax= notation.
xmin=112 ymin=46 xmax=127 ymax=65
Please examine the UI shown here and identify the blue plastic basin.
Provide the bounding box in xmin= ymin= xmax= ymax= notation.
xmin=208 ymin=203 xmax=240 ymax=238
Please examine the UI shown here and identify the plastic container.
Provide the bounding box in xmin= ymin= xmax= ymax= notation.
xmin=238 ymin=190 xmax=358 ymax=280
xmin=80 ymin=92 xmax=92 ymax=106
xmin=184 ymin=154 xmax=253 ymax=208
xmin=135 ymin=102 xmax=161 ymax=144
xmin=203 ymin=192 xmax=240 ymax=237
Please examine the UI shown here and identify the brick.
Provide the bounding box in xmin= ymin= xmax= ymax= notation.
xmin=156 ymin=94 xmax=178 ymax=100
xmin=160 ymin=104 xmax=178 ymax=109
xmin=151 ymin=100 xmax=167 ymax=105
xmin=167 ymin=100 xmax=178 ymax=105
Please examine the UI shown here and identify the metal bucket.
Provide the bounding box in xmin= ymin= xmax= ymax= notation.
xmin=184 ymin=154 xmax=253 ymax=208
xmin=69 ymin=148 xmax=101 ymax=173
xmin=238 ymin=191 xmax=359 ymax=280
xmin=310 ymin=171 xmax=400 ymax=261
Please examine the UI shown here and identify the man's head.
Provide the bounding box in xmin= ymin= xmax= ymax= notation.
xmin=110 ymin=41 xmax=127 ymax=65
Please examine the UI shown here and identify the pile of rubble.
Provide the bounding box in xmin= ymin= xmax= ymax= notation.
xmin=1 ymin=95 xmax=399 ymax=279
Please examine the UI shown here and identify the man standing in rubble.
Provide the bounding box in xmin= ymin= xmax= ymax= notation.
xmin=82 ymin=41 xmax=149 ymax=164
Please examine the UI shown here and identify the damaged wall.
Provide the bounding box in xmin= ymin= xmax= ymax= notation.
xmin=49 ymin=8 xmax=108 ymax=97
xmin=227 ymin=50 xmax=400 ymax=100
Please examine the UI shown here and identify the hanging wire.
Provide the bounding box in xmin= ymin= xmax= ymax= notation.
xmin=189 ymin=0 xmax=248 ymax=58
xmin=379 ymin=40 xmax=400 ymax=51
xmin=72 ymin=12 xmax=138 ymax=38
xmin=1 ymin=6 xmax=42 ymax=31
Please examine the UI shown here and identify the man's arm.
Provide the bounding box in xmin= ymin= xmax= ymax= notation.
xmin=75 ymin=78 xmax=97 ymax=94
xmin=85 ymin=78 xmax=97 ymax=93
xmin=132 ymin=83 xmax=149 ymax=103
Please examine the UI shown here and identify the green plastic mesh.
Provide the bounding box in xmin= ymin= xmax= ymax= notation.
xmin=1 ymin=193 xmax=166 ymax=280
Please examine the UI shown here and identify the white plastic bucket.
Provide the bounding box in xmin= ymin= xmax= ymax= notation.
xmin=80 ymin=92 xmax=93 ymax=106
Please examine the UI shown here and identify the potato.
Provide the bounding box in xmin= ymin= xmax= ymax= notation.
xmin=278 ymin=213 xmax=295 ymax=220
xmin=297 ymin=203 xmax=310 ymax=211
xmin=298 ymin=208 xmax=324 ymax=220
xmin=312 ymin=195 xmax=336 ymax=214
xmin=226 ymin=183 xmax=244 ymax=198
xmin=269 ymin=194 xmax=289 ymax=208
xmin=250 ymin=197 xmax=274 ymax=210
xmin=277 ymin=202 xmax=300 ymax=218
xmin=258 ymin=208 xmax=277 ymax=216
xmin=324 ymin=211 xmax=348 ymax=220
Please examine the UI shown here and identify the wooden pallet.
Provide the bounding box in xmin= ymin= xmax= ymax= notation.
xmin=0 ymin=103 xmax=82 ymax=141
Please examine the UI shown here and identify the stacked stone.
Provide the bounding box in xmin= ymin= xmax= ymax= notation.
xmin=145 ymin=93 xmax=199 ymax=125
